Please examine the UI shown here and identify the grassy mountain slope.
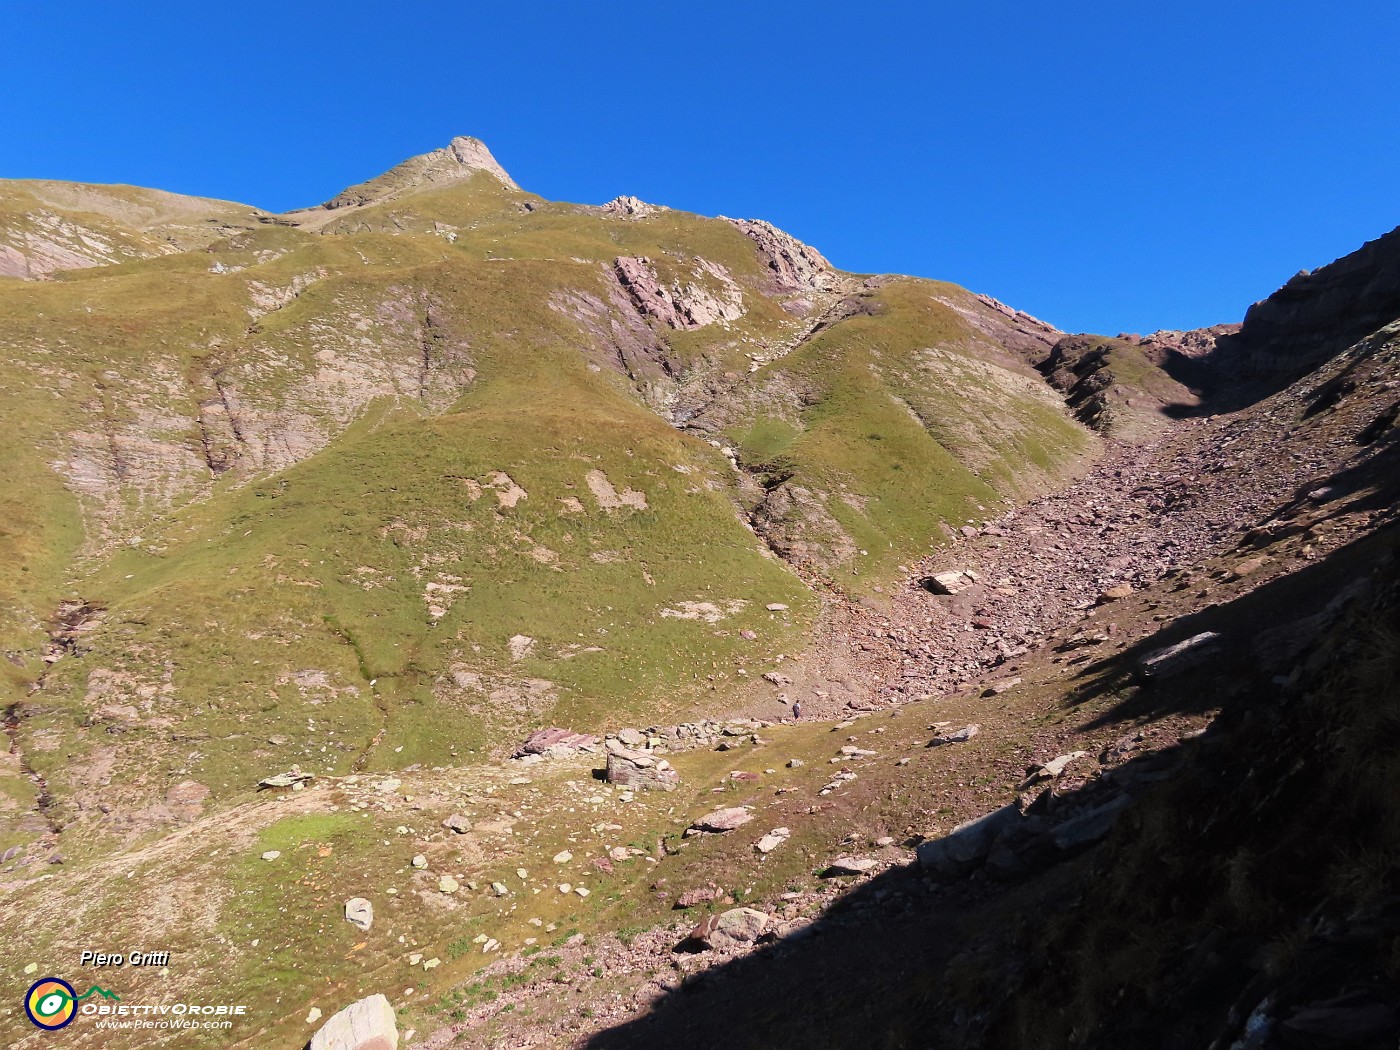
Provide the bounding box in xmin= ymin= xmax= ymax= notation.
xmin=0 ymin=146 xmax=1094 ymax=858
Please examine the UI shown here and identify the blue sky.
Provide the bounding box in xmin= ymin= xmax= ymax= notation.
xmin=4 ymin=1 xmax=1398 ymax=334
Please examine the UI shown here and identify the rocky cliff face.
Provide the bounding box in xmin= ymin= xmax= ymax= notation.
xmin=1207 ymin=224 xmax=1400 ymax=395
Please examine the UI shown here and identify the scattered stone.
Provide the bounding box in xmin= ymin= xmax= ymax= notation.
xmin=411 ymin=855 xmax=428 ymax=869
xmin=438 ymin=876 xmax=460 ymax=894
xmin=675 ymin=885 xmax=719 ymax=909
xmin=343 ymin=898 xmax=374 ymax=932
xmin=766 ymin=603 xmax=789 ymax=612
xmin=442 ymin=815 xmax=472 ymax=834
xmin=616 ymin=728 xmax=646 ymax=747
xmin=491 ymin=882 xmax=509 ymax=897
xmin=305 ymin=1006 xmax=322 ymax=1025
xmin=787 ymin=758 xmax=804 ymax=768
xmin=553 ymin=850 xmax=573 ymax=864
xmin=261 ymin=850 xmax=281 ymax=862
xmin=876 ymin=836 xmax=896 ymax=847
xmin=310 ymin=994 xmax=397 ymax=1050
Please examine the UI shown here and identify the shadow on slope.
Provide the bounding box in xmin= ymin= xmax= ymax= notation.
xmin=583 ymin=523 xmax=1400 ymax=1050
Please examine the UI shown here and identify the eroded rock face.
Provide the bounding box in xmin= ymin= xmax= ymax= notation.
xmin=613 ymin=256 xmax=744 ymax=330
xmin=726 ymin=218 xmax=832 ymax=291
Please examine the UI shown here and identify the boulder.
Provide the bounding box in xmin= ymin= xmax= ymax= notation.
xmin=309 ymin=993 xmax=398 ymax=1050
xmin=927 ymin=724 xmax=980 ymax=747
xmin=917 ymin=805 xmax=1020 ymax=876
xmin=822 ymin=856 xmax=878 ymax=877
xmin=922 ymin=571 xmax=975 ymax=596
xmin=755 ymin=828 xmax=791 ymax=854
xmin=982 ymin=677 xmax=1022 ymax=697
xmin=605 ymin=743 xmax=680 ymax=791
xmin=1017 ymin=750 xmax=1089 ymax=790
xmin=1051 ymin=794 xmax=1133 ymax=851
xmin=688 ymin=807 xmax=753 ymax=834
xmin=258 ymin=769 xmax=313 ymax=790
xmin=343 ymin=898 xmax=374 ymax=932
xmin=689 ymin=907 xmax=769 ymax=951
xmin=1137 ymin=632 xmax=1222 ymax=679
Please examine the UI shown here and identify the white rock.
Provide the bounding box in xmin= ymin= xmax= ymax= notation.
xmin=309 ymin=994 xmax=397 ymax=1050
xmin=344 ymin=898 xmax=374 ymax=932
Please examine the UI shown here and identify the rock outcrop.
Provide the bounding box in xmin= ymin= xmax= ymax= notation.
xmin=598 ymin=195 xmax=664 ymax=219
xmin=613 ymin=256 xmax=744 ymax=329
xmin=726 ymin=218 xmax=832 ymax=291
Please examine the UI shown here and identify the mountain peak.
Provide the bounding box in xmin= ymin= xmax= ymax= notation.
xmin=321 ymin=135 xmax=518 ymax=211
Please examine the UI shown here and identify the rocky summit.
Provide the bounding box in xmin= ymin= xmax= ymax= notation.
xmin=0 ymin=138 xmax=1398 ymax=1050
